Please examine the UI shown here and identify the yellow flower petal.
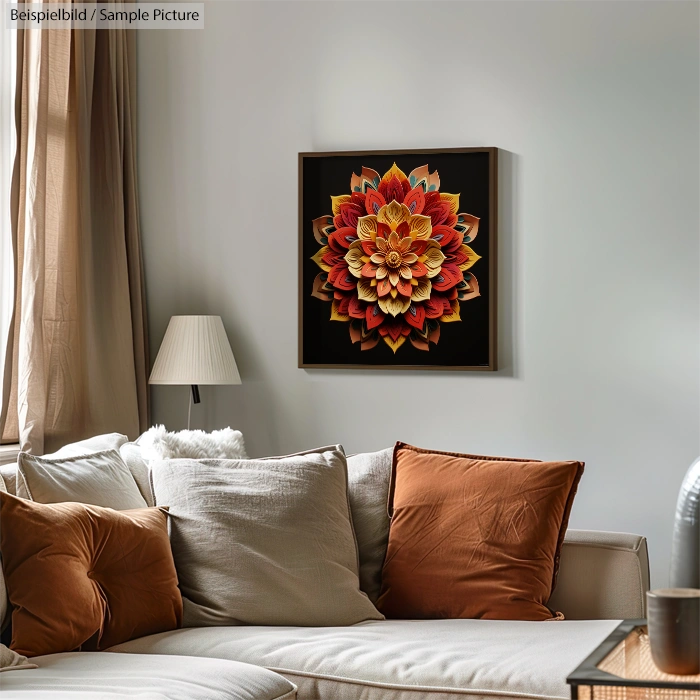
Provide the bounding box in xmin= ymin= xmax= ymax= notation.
xmin=398 ymin=236 xmax=412 ymax=253
xmin=403 ymin=253 xmax=418 ymax=265
xmin=311 ymin=246 xmax=331 ymax=272
xmin=357 ymin=215 xmax=378 ymax=241
xmin=330 ymin=300 xmax=350 ymax=322
xmin=388 ymin=231 xmax=401 ymax=250
xmin=423 ymin=246 xmax=446 ymax=277
xmin=399 ymin=265 xmax=412 ymax=279
xmin=377 ymin=201 xmax=411 ymax=229
xmin=383 ymin=334 xmax=406 ymax=354
xmin=331 ymin=195 xmax=352 ymax=217
xmin=440 ymin=299 xmax=461 ymax=322
xmin=440 ymin=193 xmax=460 ymax=215
xmin=344 ymin=244 xmax=364 ymax=278
xmin=411 ymin=277 xmax=432 ymax=302
xmin=378 ymin=294 xmax=411 ymax=317
xmin=357 ymin=278 xmax=378 ymax=302
xmin=389 ymin=271 xmax=400 ymax=286
xmin=408 ymin=214 xmax=432 ymax=240
xmin=459 ymin=245 xmax=482 ymax=271
xmin=375 ymin=237 xmax=388 ymax=253
xmin=376 ymin=265 xmax=388 ymax=279
xmin=381 ymin=162 xmax=408 ymax=183
xmin=370 ymin=253 xmax=385 ymax=264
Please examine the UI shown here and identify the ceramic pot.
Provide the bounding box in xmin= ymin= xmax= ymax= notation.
xmin=647 ymin=588 xmax=700 ymax=675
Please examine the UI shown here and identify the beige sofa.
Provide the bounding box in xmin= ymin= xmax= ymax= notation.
xmin=0 ymin=436 xmax=650 ymax=700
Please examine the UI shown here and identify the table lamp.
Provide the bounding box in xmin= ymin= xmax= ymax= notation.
xmin=149 ymin=315 xmax=241 ymax=429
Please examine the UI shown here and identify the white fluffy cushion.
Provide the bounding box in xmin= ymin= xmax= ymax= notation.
xmin=139 ymin=425 xmax=247 ymax=461
xmin=151 ymin=445 xmax=383 ymax=627
xmin=17 ymin=449 xmax=147 ymax=510
xmin=347 ymin=448 xmax=394 ymax=602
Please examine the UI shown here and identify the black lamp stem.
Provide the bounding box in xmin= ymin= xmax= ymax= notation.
xmin=191 ymin=384 xmax=201 ymax=404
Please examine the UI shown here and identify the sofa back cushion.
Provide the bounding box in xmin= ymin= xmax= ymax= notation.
xmin=347 ymin=448 xmax=393 ymax=602
xmin=377 ymin=443 xmax=584 ymax=621
xmin=151 ymin=446 xmax=383 ymax=627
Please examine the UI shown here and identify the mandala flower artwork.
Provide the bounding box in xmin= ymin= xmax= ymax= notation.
xmin=310 ymin=164 xmax=481 ymax=353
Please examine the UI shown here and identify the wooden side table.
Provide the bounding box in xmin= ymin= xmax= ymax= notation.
xmin=567 ymin=619 xmax=700 ymax=699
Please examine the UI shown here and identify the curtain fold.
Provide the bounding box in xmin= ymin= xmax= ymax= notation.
xmin=0 ymin=5 xmax=148 ymax=453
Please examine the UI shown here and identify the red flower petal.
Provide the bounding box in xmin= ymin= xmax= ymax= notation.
xmin=377 ymin=223 xmax=391 ymax=239
xmin=348 ymin=296 xmax=366 ymax=319
xmin=396 ymin=221 xmax=410 ymax=239
xmin=409 ymin=240 xmax=429 ymax=256
xmin=361 ymin=240 xmax=376 ymax=256
xmin=405 ymin=302 xmax=426 ymax=330
xmin=410 ymin=261 xmax=428 ymax=278
xmin=423 ymin=191 xmax=441 ymax=209
xmin=432 ymin=264 xmax=463 ymax=292
xmin=322 ymin=251 xmax=344 ymax=267
xmin=446 ymin=249 xmax=468 ymax=266
xmin=337 ymin=295 xmax=351 ymax=315
xmin=424 ymin=297 xmax=444 ymax=319
xmin=377 ymin=279 xmax=392 ymax=297
xmin=444 ymin=231 xmax=465 ymax=253
xmin=330 ymin=264 xmax=357 ymax=291
xmin=366 ymin=304 xmax=385 ymax=330
xmin=384 ymin=319 xmax=404 ymax=342
xmin=396 ymin=278 xmax=412 ymax=297
xmin=383 ymin=175 xmax=405 ymax=204
xmin=329 ymin=228 xmax=359 ymax=249
xmin=365 ymin=190 xmax=386 ymax=215
xmin=404 ymin=187 xmax=425 ymax=215
xmin=340 ymin=202 xmax=363 ymax=229
xmin=351 ymin=192 xmax=366 ymax=208
xmin=424 ymin=201 xmax=451 ymax=227
xmin=361 ymin=262 xmax=378 ymax=278
xmin=430 ymin=225 xmax=457 ymax=248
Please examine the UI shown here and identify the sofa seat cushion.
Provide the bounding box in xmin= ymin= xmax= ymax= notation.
xmin=0 ymin=652 xmax=296 ymax=700
xmin=109 ymin=619 xmax=619 ymax=700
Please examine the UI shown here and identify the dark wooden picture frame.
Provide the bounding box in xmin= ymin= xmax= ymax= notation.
xmin=299 ymin=147 xmax=498 ymax=371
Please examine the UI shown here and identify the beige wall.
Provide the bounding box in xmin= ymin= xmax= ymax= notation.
xmin=137 ymin=1 xmax=700 ymax=587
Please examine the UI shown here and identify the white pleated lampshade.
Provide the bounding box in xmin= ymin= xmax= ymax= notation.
xmin=149 ymin=316 xmax=241 ymax=385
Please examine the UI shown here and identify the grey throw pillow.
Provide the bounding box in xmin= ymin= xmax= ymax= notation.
xmin=151 ymin=445 xmax=383 ymax=627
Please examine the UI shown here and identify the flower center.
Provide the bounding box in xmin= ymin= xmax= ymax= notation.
xmin=385 ymin=251 xmax=402 ymax=268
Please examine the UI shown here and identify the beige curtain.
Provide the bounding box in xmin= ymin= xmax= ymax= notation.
xmin=0 ymin=10 xmax=149 ymax=453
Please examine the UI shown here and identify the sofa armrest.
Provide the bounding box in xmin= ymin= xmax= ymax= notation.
xmin=547 ymin=529 xmax=649 ymax=620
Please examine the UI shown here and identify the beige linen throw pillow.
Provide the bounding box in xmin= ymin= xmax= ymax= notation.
xmin=151 ymin=446 xmax=383 ymax=627
xmin=17 ymin=450 xmax=147 ymax=510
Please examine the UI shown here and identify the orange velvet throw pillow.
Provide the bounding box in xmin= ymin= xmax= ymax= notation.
xmin=376 ymin=443 xmax=584 ymax=621
xmin=0 ymin=492 xmax=182 ymax=657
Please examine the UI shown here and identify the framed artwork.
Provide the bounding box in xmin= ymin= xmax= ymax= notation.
xmin=299 ymin=147 xmax=497 ymax=371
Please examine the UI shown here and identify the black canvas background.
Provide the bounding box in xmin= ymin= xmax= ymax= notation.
xmin=301 ymin=151 xmax=492 ymax=367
